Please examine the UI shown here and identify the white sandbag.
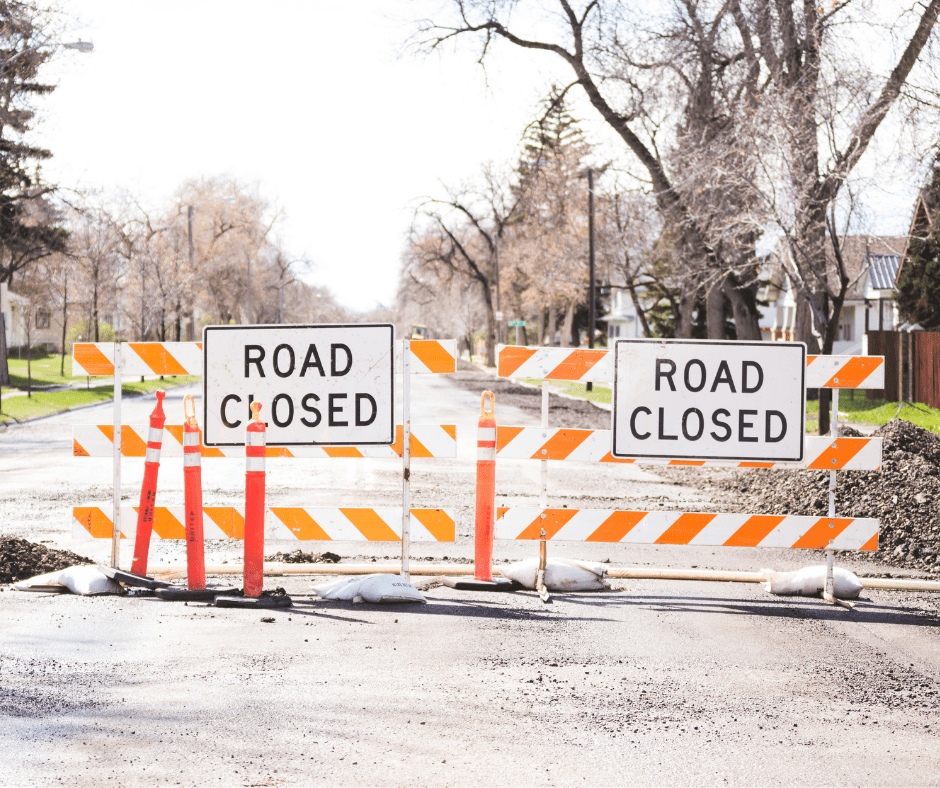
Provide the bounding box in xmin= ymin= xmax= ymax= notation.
xmin=759 ymin=565 xmax=863 ymax=599
xmin=12 ymin=569 xmax=66 ymax=592
xmin=58 ymin=566 xmax=123 ymax=595
xmin=312 ymin=574 xmax=426 ymax=604
xmin=500 ymin=558 xmax=610 ymax=592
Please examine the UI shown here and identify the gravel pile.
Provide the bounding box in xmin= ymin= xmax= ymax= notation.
xmin=0 ymin=536 xmax=93 ymax=584
xmin=704 ymin=420 xmax=940 ymax=573
xmin=263 ymin=550 xmax=341 ymax=564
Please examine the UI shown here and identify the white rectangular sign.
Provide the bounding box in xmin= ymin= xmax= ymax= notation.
xmin=203 ymin=324 xmax=394 ymax=447
xmin=612 ymin=339 xmax=805 ymax=462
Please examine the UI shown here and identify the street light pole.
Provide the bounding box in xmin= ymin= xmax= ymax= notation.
xmin=587 ymin=167 xmax=596 ymax=392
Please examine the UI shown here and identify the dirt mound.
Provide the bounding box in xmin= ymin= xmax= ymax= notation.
xmin=264 ymin=549 xmax=340 ymax=564
xmin=708 ymin=420 xmax=940 ymax=573
xmin=0 ymin=537 xmax=93 ymax=584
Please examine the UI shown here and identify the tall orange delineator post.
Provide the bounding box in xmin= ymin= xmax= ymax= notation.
xmin=182 ymin=394 xmax=206 ymax=591
xmin=475 ymin=391 xmax=496 ymax=581
xmin=130 ymin=390 xmax=166 ymax=577
xmin=244 ymin=402 xmax=266 ymax=598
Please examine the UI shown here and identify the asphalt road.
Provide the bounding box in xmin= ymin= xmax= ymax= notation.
xmin=2 ymin=372 xmax=940 ymax=787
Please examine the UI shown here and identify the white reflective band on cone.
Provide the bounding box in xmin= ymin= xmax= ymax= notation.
xmin=183 ymin=452 xmax=200 ymax=467
xmin=478 ymin=427 xmax=496 ymax=442
xmin=477 ymin=447 xmax=496 ymax=462
xmin=247 ymin=432 xmax=265 ymax=446
xmin=246 ymin=457 xmax=265 ymax=472
xmin=148 ymin=427 xmax=163 ymax=444
xmin=183 ymin=432 xmax=199 ymax=447
xmin=145 ymin=448 xmax=160 ymax=463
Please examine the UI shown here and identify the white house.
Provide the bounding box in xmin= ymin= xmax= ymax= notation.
xmin=598 ymin=286 xmax=646 ymax=340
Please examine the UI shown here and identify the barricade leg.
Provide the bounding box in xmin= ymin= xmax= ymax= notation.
xmin=130 ymin=391 xmax=166 ymax=577
xmin=244 ymin=402 xmax=266 ymax=597
xmin=183 ymin=395 xmax=206 ymax=591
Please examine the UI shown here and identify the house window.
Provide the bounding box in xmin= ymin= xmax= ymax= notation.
xmin=839 ymin=316 xmax=853 ymax=342
xmin=36 ymin=310 xmax=50 ymax=329
xmin=609 ymin=323 xmax=620 ymax=339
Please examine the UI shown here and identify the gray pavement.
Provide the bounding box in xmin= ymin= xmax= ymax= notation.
xmin=1 ymin=373 xmax=940 ymax=787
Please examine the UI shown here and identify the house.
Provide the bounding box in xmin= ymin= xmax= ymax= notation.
xmin=598 ymin=285 xmax=646 ymax=341
xmin=1 ymin=282 xmax=64 ymax=352
xmin=760 ymin=236 xmax=906 ymax=354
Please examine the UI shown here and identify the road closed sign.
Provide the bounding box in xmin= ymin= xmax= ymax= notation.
xmin=612 ymin=339 xmax=805 ymax=462
xmin=203 ymin=324 xmax=394 ymax=447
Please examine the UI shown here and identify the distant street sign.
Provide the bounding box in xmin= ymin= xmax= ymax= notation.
xmin=494 ymin=311 xmax=504 ymax=321
xmin=203 ymin=324 xmax=394 ymax=447
xmin=508 ymin=320 xmax=525 ymax=327
xmin=612 ymin=339 xmax=805 ymax=462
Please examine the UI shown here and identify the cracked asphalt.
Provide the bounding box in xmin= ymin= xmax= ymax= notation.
xmin=1 ymin=369 xmax=940 ymax=787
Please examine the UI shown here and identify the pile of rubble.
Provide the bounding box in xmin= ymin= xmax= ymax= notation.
xmin=0 ymin=536 xmax=93 ymax=584
xmin=263 ymin=549 xmax=340 ymax=564
xmin=707 ymin=420 xmax=940 ymax=573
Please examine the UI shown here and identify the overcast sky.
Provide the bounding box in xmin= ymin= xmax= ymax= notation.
xmin=37 ymin=1 xmax=575 ymax=312
xmin=38 ymin=1 xmax=918 ymax=313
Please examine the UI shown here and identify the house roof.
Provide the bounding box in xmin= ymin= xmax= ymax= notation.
xmin=867 ymin=254 xmax=901 ymax=290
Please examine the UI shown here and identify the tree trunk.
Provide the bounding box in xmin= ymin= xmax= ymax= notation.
xmin=721 ymin=273 xmax=763 ymax=341
xmin=561 ymin=301 xmax=575 ymax=348
xmin=0 ymin=312 xmax=9 ymax=386
xmin=60 ymin=273 xmax=68 ymax=377
xmin=676 ymin=285 xmax=696 ymax=338
xmin=547 ymin=301 xmax=557 ymax=346
xmin=706 ymin=279 xmax=725 ymax=339
xmin=485 ymin=310 xmax=496 ymax=367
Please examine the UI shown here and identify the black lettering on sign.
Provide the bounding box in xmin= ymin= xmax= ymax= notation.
xmin=301 ymin=393 xmax=321 ymax=427
xmin=630 ymin=407 xmax=651 ymax=440
xmin=766 ymin=410 xmax=787 ymax=442
xmin=271 ymin=393 xmax=294 ymax=428
xmin=245 ymin=345 xmax=265 ymax=377
xmin=710 ymin=360 xmax=736 ymax=393
xmin=742 ymin=361 xmax=763 ymax=393
xmin=329 ymin=393 xmax=348 ymax=426
xmin=355 ymin=393 xmax=377 ymax=426
xmin=710 ymin=409 xmax=731 ymax=442
xmin=655 ymin=359 xmax=676 ymax=391
xmin=739 ymin=409 xmax=758 ymax=442
xmin=273 ymin=344 xmax=295 ymax=378
xmin=681 ymin=408 xmax=704 ymax=440
xmin=658 ymin=408 xmax=678 ymax=441
xmin=300 ymin=345 xmax=325 ymax=377
xmin=331 ymin=344 xmax=352 ymax=376
xmin=684 ymin=359 xmax=706 ymax=392
xmin=247 ymin=394 xmax=268 ymax=427
xmin=221 ymin=394 xmax=242 ymax=428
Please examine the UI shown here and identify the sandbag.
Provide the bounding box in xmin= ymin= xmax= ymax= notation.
xmin=500 ymin=558 xmax=610 ymax=592
xmin=12 ymin=569 xmax=68 ymax=592
xmin=759 ymin=565 xmax=863 ymax=599
xmin=312 ymin=574 xmax=426 ymax=604
xmin=13 ymin=565 xmax=122 ymax=595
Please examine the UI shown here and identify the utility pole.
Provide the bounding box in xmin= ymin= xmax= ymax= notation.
xmin=587 ymin=168 xmax=596 ymax=392
xmin=187 ymin=206 xmax=195 ymax=341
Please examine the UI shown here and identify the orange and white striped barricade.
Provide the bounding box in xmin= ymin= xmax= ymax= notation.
xmin=129 ymin=390 xmax=166 ymax=577
xmin=244 ymin=402 xmax=266 ymax=598
xmin=70 ymin=339 xmax=459 ymax=577
xmin=182 ymin=395 xmax=206 ymax=591
xmin=495 ymin=344 xmax=885 ymax=607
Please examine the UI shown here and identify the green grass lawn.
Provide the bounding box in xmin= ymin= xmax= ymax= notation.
xmin=1 ymin=351 xmax=198 ymax=424
xmin=805 ymin=396 xmax=940 ymax=433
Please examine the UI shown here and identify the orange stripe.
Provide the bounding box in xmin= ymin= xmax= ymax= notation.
xmin=128 ymin=343 xmax=188 ymax=375
xmin=655 ymin=513 xmax=717 ymax=545
xmin=822 ymin=357 xmax=883 ymax=388
xmin=668 ymin=460 xmax=705 ymax=466
xmin=600 ymin=451 xmax=635 ymax=463
xmin=165 ymin=425 xmax=185 ymax=446
xmin=498 ymin=346 xmax=537 ymax=377
xmin=74 ymin=507 xmax=115 ymax=538
xmin=807 ymin=438 xmax=868 ymax=469
xmin=442 ymin=424 xmax=456 ymax=440
xmin=340 ymin=508 xmax=400 ymax=541
xmin=517 ymin=509 xmax=578 ymax=540
xmin=807 ymin=355 xmax=818 ymax=364
xmin=723 ymin=515 xmax=787 ymax=547
xmin=739 ymin=462 xmax=774 ymax=468
xmin=497 ymin=426 xmax=525 ymax=449
xmin=586 ymin=511 xmax=647 ymax=542
xmin=792 ymin=517 xmax=855 ymax=549
xmin=324 ymin=447 xmax=365 ymax=458
xmin=151 ymin=508 xmax=186 ymax=539
xmin=545 ymin=349 xmax=607 ymax=381
xmin=861 ymin=533 xmax=879 ymax=551
xmin=533 ymin=429 xmax=591 ymax=460
xmin=270 ymin=508 xmax=331 ymax=540
xmin=410 ymin=340 xmax=455 ymax=373
xmin=266 ymin=447 xmax=294 ymax=458
xmin=411 ymin=509 xmax=455 ymax=541
xmin=204 ymin=507 xmax=244 ymax=538
xmin=409 ymin=433 xmax=432 ymax=458
xmin=497 ymin=507 xmax=509 ymax=519
xmin=120 ymin=426 xmax=148 ymax=457
xmin=73 ymin=440 xmax=89 ymax=457
xmin=73 ymin=344 xmax=113 ymax=375
xmin=390 ymin=425 xmax=404 ymax=457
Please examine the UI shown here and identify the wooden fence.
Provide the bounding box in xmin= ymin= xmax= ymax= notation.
xmin=866 ymin=330 xmax=940 ymax=408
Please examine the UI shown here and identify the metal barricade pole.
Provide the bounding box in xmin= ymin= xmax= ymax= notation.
xmin=824 ymin=388 xmax=853 ymax=609
xmin=401 ymin=338 xmax=411 ymax=580
xmin=110 ymin=342 xmax=122 ymax=569
xmin=537 ymin=380 xmax=551 ymax=603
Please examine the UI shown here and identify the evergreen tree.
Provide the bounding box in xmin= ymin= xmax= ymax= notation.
xmin=898 ymin=154 xmax=940 ymax=329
